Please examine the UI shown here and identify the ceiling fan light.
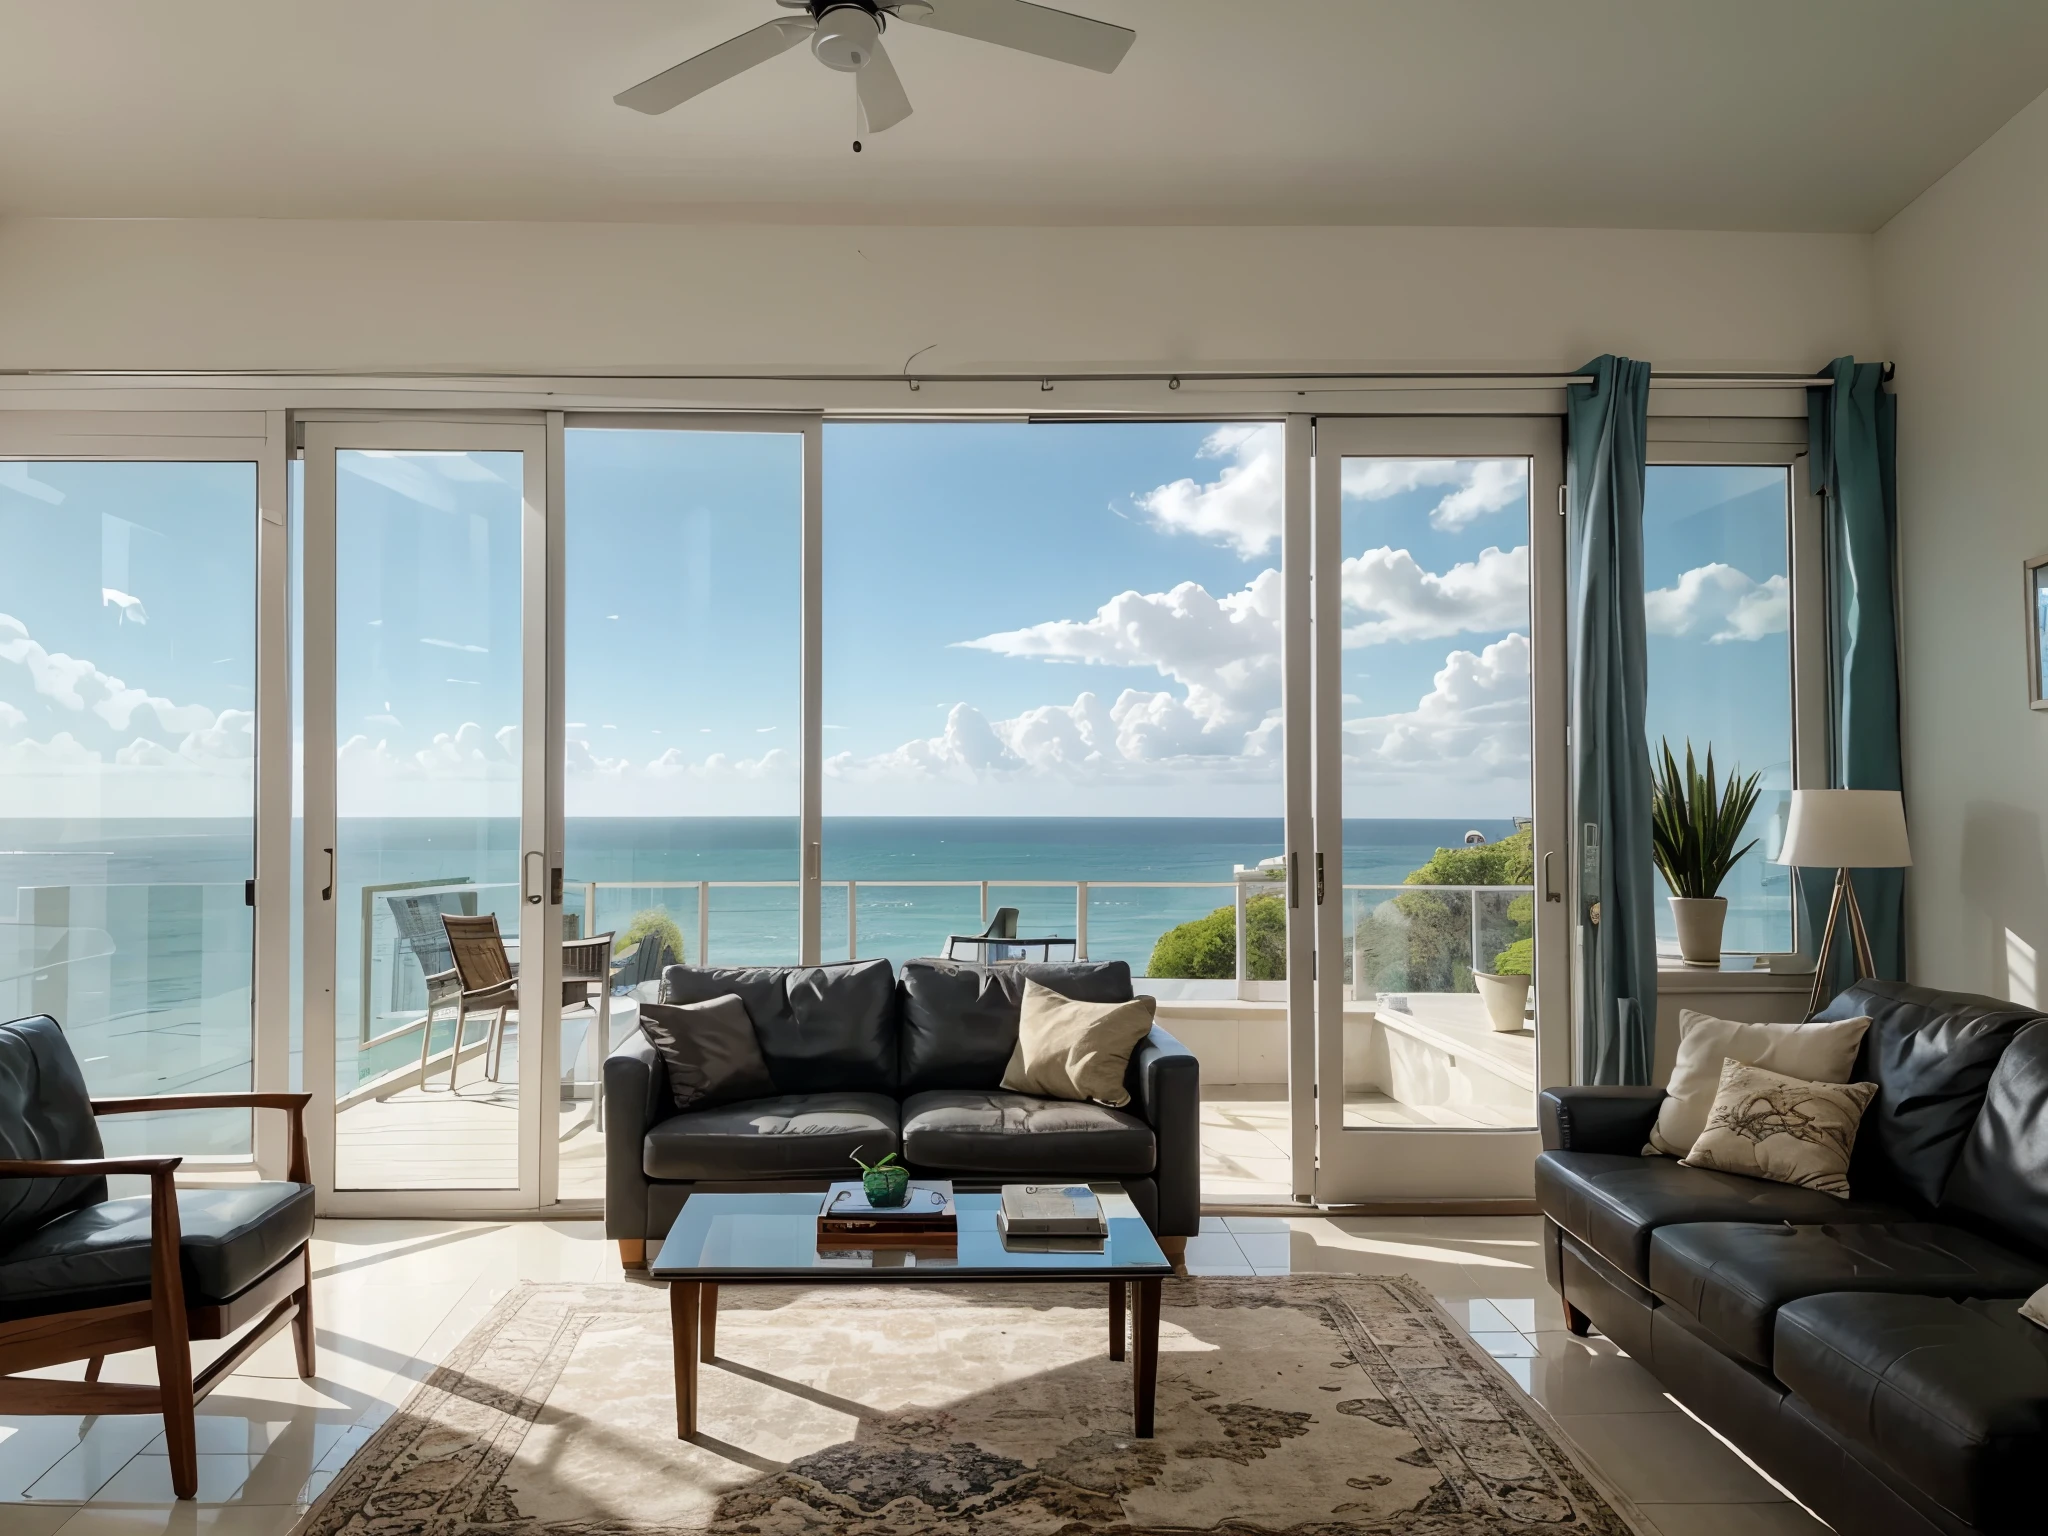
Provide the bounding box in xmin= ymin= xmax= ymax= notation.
xmin=812 ymin=5 xmax=882 ymax=72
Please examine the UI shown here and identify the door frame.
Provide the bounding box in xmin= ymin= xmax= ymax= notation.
xmin=0 ymin=411 xmax=292 ymax=1175
xmin=1305 ymin=416 xmax=1569 ymax=1202
xmin=301 ymin=418 xmax=556 ymax=1215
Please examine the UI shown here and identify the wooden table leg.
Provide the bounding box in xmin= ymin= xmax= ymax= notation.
xmin=1109 ymin=1280 xmax=1125 ymax=1361
xmin=1131 ymin=1277 xmax=1161 ymax=1438
xmin=671 ymin=1281 xmax=700 ymax=1439
xmin=701 ymin=1282 xmax=719 ymax=1360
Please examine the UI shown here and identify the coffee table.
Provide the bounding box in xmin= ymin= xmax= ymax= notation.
xmin=650 ymin=1187 xmax=1175 ymax=1439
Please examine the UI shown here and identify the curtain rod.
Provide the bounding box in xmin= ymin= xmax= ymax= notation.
xmin=0 ymin=366 xmax=1872 ymax=388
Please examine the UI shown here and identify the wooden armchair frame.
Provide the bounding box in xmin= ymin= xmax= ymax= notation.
xmin=0 ymin=1092 xmax=316 ymax=1500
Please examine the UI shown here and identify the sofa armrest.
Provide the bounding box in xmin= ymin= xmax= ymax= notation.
xmin=1128 ymin=1024 xmax=1199 ymax=1239
xmin=1538 ymin=1085 xmax=1666 ymax=1153
xmin=603 ymin=1032 xmax=671 ymax=1239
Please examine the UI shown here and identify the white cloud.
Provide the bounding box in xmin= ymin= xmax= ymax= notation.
xmin=1344 ymin=632 xmax=1531 ymax=780
xmin=1131 ymin=424 xmax=1281 ymax=557
xmin=1645 ymin=564 xmax=1789 ymax=643
xmin=101 ymin=588 xmax=148 ymax=625
xmin=1341 ymin=545 xmax=1527 ymax=646
xmin=0 ymin=613 xmax=214 ymax=734
xmin=960 ymin=568 xmax=1284 ymax=738
xmin=1342 ymin=459 xmax=1528 ymax=531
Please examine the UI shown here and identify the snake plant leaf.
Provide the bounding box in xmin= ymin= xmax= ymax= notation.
xmin=1650 ymin=737 xmax=1764 ymax=900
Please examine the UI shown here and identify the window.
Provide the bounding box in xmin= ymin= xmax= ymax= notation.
xmin=1641 ymin=445 xmax=1802 ymax=954
xmin=562 ymin=428 xmax=804 ymax=973
xmin=821 ymin=422 xmax=1284 ymax=990
xmin=0 ymin=460 xmax=257 ymax=1154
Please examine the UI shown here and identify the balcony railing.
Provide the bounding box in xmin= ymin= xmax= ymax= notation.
xmin=347 ymin=871 xmax=1537 ymax=1061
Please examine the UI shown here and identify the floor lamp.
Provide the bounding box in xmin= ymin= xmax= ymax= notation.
xmin=1774 ymin=789 xmax=1913 ymax=1016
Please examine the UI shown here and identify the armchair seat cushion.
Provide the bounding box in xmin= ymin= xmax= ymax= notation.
xmin=1774 ymin=1292 xmax=2048 ymax=1532
xmin=1648 ymin=1220 xmax=2048 ymax=1371
xmin=0 ymin=1182 xmax=314 ymax=1321
xmin=901 ymin=1089 xmax=1155 ymax=1176
xmin=642 ymin=1093 xmax=899 ymax=1181
xmin=1535 ymin=1150 xmax=1904 ymax=1284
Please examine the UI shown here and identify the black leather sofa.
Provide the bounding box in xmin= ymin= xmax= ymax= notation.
xmin=603 ymin=957 xmax=1200 ymax=1263
xmin=1537 ymin=979 xmax=2048 ymax=1536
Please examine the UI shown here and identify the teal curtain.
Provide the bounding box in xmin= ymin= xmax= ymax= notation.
xmin=1568 ymin=356 xmax=1657 ymax=1084
xmin=1802 ymin=358 xmax=1904 ymax=991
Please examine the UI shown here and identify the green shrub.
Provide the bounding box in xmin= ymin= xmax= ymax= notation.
xmin=1146 ymin=893 xmax=1287 ymax=980
xmin=1351 ymin=822 xmax=1535 ymax=995
xmin=1490 ymin=938 xmax=1533 ymax=975
xmin=616 ymin=907 xmax=686 ymax=967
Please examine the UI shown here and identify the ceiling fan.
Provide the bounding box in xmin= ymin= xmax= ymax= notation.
xmin=614 ymin=0 xmax=1136 ymax=144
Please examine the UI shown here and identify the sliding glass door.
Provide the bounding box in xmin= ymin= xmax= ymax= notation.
xmin=555 ymin=417 xmax=814 ymax=1200
xmin=303 ymin=422 xmax=556 ymax=1209
xmin=0 ymin=451 xmax=261 ymax=1158
xmin=1307 ymin=418 xmax=1569 ymax=1201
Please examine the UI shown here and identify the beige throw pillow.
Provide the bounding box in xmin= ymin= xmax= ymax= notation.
xmin=1646 ymin=1009 xmax=1871 ymax=1158
xmin=1001 ymin=980 xmax=1157 ymax=1108
xmin=2022 ymin=1284 xmax=2048 ymax=1333
xmin=1681 ymin=1059 xmax=1878 ymax=1197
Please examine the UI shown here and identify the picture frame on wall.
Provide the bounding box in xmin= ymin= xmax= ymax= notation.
xmin=2029 ymin=552 xmax=2048 ymax=712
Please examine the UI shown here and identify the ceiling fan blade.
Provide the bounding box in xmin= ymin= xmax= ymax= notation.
xmin=895 ymin=0 xmax=1134 ymax=73
xmin=856 ymin=38 xmax=915 ymax=133
xmin=614 ymin=18 xmax=811 ymax=115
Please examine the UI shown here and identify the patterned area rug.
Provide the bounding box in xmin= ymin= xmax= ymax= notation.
xmin=294 ymin=1275 xmax=1645 ymax=1535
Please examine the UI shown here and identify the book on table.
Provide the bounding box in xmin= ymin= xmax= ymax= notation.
xmin=998 ymin=1183 xmax=1105 ymax=1238
xmin=817 ymin=1180 xmax=956 ymax=1241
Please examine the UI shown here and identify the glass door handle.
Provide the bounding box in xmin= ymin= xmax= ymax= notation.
xmin=1543 ymin=850 xmax=1562 ymax=903
xmin=525 ymin=850 xmax=544 ymax=906
xmin=321 ymin=848 xmax=335 ymax=902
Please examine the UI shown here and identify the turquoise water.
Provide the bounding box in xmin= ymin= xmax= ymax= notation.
xmin=0 ymin=815 xmax=1514 ymax=1104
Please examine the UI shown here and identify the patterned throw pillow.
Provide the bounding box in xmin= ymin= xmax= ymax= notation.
xmin=1681 ymin=1058 xmax=1879 ymax=1198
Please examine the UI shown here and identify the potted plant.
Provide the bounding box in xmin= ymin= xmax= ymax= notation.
xmin=1650 ymin=738 xmax=1764 ymax=967
xmin=1474 ymin=938 xmax=1532 ymax=1032
xmin=851 ymin=1148 xmax=909 ymax=1208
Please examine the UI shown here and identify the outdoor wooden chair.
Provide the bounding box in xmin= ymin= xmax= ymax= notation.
xmin=439 ymin=912 xmax=520 ymax=1089
xmin=0 ymin=1013 xmax=316 ymax=1502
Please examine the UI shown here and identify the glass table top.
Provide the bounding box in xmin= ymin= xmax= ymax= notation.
xmin=650 ymin=1187 xmax=1172 ymax=1281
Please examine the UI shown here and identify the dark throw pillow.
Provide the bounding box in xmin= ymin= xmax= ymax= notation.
xmin=638 ymin=995 xmax=776 ymax=1112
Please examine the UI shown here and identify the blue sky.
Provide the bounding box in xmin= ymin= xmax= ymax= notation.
xmin=0 ymin=435 xmax=1793 ymax=857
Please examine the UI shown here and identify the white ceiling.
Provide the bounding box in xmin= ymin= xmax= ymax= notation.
xmin=3 ymin=0 xmax=2046 ymax=230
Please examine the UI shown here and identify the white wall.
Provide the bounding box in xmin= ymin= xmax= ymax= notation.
xmin=1877 ymin=87 xmax=2048 ymax=1004
xmin=0 ymin=219 xmax=1877 ymax=374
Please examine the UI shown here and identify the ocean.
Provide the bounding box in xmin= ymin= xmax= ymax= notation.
xmin=0 ymin=812 xmax=1789 ymax=1134
xmin=0 ymin=814 xmax=1509 ymax=1094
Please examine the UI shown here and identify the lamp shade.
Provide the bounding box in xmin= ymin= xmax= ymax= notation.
xmin=1774 ymin=789 xmax=1912 ymax=869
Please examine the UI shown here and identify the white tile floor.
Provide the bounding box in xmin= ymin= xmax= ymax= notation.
xmin=0 ymin=1215 xmax=1825 ymax=1536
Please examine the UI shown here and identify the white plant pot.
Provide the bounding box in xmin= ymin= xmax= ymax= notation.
xmin=1670 ymin=896 xmax=1728 ymax=966
xmin=1473 ymin=971 xmax=1532 ymax=1032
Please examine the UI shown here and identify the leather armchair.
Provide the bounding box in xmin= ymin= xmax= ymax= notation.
xmin=0 ymin=1014 xmax=318 ymax=1501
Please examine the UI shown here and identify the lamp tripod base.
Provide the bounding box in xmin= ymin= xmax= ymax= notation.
xmin=1808 ymin=866 xmax=1878 ymax=1017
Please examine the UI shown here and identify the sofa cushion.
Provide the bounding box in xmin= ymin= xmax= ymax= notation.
xmin=1648 ymin=1221 xmax=2048 ymax=1371
xmin=897 ymin=960 xmax=1135 ymax=1095
xmin=1002 ymin=981 xmax=1157 ymax=1108
xmin=1815 ymin=979 xmax=2046 ymax=1207
xmin=1775 ymin=1292 xmax=2048 ymax=1532
xmin=641 ymin=1093 xmax=899 ymax=1181
xmin=637 ymin=996 xmax=777 ymax=1111
xmin=1647 ymin=1008 xmax=1870 ymax=1159
xmin=661 ymin=962 xmax=898 ymax=1094
xmin=900 ymin=1089 xmax=1155 ymax=1177
xmin=0 ymin=1182 xmax=313 ymax=1320
xmin=0 ymin=1015 xmax=107 ymax=1250
xmin=1535 ymin=1150 xmax=1904 ymax=1284
xmin=1943 ymin=1018 xmax=2048 ymax=1258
